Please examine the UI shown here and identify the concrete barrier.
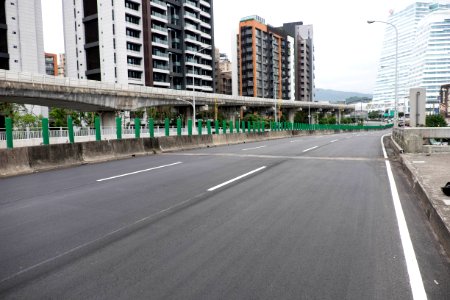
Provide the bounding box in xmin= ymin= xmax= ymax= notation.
xmin=28 ymin=143 xmax=83 ymax=171
xmin=158 ymin=135 xmax=213 ymax=152
xmin=0 ymin=148 xmax=31 ymax=176
xmin=393 ymin=127 xmax=450 ymax=153
xmin=82 ymin=141 xmax=115 ymax=162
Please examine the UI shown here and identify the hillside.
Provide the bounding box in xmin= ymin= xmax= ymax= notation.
xmin=315 ymin=89 xmax=372 ymax=103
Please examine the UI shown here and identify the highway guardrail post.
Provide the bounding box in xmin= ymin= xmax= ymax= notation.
xmin=207 ymin=120 xmax=212 ymax=135
xmin=6 ymin=117 xmax=13 ymax=149
xmin=116 ymin=117 xmax=122 ymax=140
xmin=135 ymin=118 xmax=141 ymax=138
xmin=198 ymin=119 xmax=203 ymax=136
xmin=177 ymin=118 xmax=182 ymax=136
xmin=188 ymin=119 xmax=192 ymax=136
xmin=215 ymin=120 xmax=219 ymax=134
xmin=165 ymin=118 xmax=170 ymax=136
xmin=149 ymin=118 xmax=154 ymax=138
xmin=95 ymin=116 xmax=101 ymax=141
xmin=68 ymin=116 xmax=75 ymax=143
xmin=42 ymin=118 xmax=50 ymax=145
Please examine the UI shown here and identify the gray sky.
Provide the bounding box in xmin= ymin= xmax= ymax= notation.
xmin=41 ymin=0 xmax=417 ymax=94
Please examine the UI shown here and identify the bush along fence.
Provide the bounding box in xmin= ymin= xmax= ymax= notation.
xmin=1 ymin=117 xmax=394 ymax=149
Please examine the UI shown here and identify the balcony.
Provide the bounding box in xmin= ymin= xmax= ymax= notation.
xmin=151 ymin=11 xmax=167 ymax=23
xmin=150 ymin=0 xmax=167 ymax=10
xmin=184 ymin=0 xmax=201 ymax=12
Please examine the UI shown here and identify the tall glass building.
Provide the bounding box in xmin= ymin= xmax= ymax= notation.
xmin=372 ymin=1 xmax=450 ymax=114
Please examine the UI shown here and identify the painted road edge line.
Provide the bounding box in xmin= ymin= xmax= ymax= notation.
xmin=330 ymin=139 xmax=339 ymax=143
xmin=207 ymin=166 xmax=267 ymax=192
xmin=97 ymin=162 xmax=183 ymax=182
xmin=381 ymin=134 xmax=427 ymax=300
xmin=302 ymin=146 xmax=318 ymax=153
xmin=242 ymin=146 xmax=267 ymax=151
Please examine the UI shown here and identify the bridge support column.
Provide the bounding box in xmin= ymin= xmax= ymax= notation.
xmin=100 ymin=111 xmax=116 ymax=128
xmin=288 ymin=109 xmax=296 ymax=124
xmin=185 ymin=107 xmax=192 ymax=127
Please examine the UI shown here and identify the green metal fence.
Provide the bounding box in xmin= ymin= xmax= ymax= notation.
xmin=1 ymin=117 xmax=393 ymax=149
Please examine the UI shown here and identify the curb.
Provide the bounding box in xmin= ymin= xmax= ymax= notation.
xmin=395 ymin=150 xmax=450 ymax=258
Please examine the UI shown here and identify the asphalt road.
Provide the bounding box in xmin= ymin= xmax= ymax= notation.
xmin=0 ymin=131 xmax=449 ymax=299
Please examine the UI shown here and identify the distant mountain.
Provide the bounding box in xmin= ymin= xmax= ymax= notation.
xmin=315 ymin=89 xmax=372 ymax=103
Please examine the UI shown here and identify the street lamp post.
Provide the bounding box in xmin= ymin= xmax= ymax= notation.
xmin=367 ymin=20 xmax=399 ymax=127
xmin=192 ymin=45 xmax=212 ymax=128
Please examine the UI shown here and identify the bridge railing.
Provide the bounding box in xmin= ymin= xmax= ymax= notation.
xmin=0 ymin=116 xmax=393 ymax=149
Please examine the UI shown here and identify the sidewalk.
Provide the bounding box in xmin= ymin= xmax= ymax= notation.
xmin=400 ymin=152 xmax=450 ymax=257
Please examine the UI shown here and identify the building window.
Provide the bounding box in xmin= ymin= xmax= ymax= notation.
xmin=125 ymin=1 xmax=139 ymax=10
xmin=126 ymin=28 xmax=140 ymax=38
xmin=125 ymin=14 xmax=140 ymax=25
xmin=128 ymin=70 xmax=142 ymax=79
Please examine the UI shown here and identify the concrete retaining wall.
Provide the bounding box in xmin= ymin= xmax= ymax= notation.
xmin=393 ymin=128 xmax=450 ymax=153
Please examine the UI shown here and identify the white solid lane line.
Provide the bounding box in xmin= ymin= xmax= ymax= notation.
xmin=242 ymin=146 xmax=266 ymax=151
xmin=330 ymin=139 xmax=339 ymax=143
xmin=302 ymin=146 xmax=318 ymax=153
xmin=381 ymin=135 xmax=427 ymax=300
xmin=97 ymin=162 xmax=183 ymax=182
xmin=207 ymin=166 xmax=267 ymax=192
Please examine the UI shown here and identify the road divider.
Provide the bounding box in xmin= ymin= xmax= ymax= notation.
xmin=207 ymin=166 xmax=267 ymax=192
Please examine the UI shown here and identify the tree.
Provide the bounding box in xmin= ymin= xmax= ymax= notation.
xmin=49 ymin=108 xmax=84 ymax=127
xmin=368 ymin=111 xmax=382 ymax=119
xmin=426 ymin=115 xmax=447 ymax=127
xmin=294 ymin=111 xmax=308 ymax=123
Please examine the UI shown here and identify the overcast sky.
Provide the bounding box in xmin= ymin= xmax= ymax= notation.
xmin=41 ymin=0 xmax=418 ymax=94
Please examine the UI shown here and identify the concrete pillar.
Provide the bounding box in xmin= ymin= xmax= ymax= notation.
xmin=100 ymin=111 xmax=116 ymax=128
xmin=185 ymin=106 xmax=192 ymax=127
xmin=288 ymin=109 xmax=296 ymax=123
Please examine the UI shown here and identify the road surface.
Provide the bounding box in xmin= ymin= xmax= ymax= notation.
xmin=0 ymin=130 xmax=449 ymax=299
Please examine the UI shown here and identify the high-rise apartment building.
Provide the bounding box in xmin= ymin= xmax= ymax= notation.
xmin=45 ymin=53 xmax=58 ymax=76
xmin=214 ymin=49 xmax=232 ymax=94
xmin=0 ymin=0 xmax=47 ymax=116
xmin=63 ymin=0 xmax=215 ymax=92
xmin=58 ymin=53 xmax=66 ymax=76
xmin=373 ymin=1 xmax=450 ymax=112
xmin=235 ymin=16 xmax=294 ymax=100
xmin=278 ymin=23 xmax=314 ymax=101
xmin=0 ymin=0 xmax=45 ymax=74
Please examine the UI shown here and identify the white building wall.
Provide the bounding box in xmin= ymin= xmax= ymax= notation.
xmin=5 ymin=0 xmax=47 ymax=116
xmin=62 ymin=0 xmax=87 ymax=79
xmin=288 ymin=35 xmax=295 ymax=100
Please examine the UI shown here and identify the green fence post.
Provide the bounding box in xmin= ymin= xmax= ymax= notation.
xmin=165 ymin=118 xmax=170 ymax=136
xmin=115 ymin=117 xmax=122 ymax=140
xmin=252 ymin=121 xmax=256 ymax=133
xmin=229 ymin=120 xmax=233 ymax=134
xmin=67 ymin=116 xmax=75 ymax=143
xmin=42 ymin=118 xmax=50 ymax=145
xmin=5 ymin=117 xmax=13 ymax=149
xmin=188 ymin=119 xmax=192 ymax=136
xmin=247 ymin=121 xmax=251 ymax=133
xmin=215 ymin=120 xmax=219 ymax=134
xmin=135 ymin=118 xmax=141 ymax=138
xmin=198 ymin=119 xmax=203 ymax=136
xmin=177 ymin=118 xmax=182 ymax=136
xmin=94 ymin=117 xmax=101 ymax=141
xmin=241 ymin=121 xmax=245 ymax=133
xmin=207 ymin=120 xmax=212 ymax=135
xmin=149 ymin=118 xmax=154 ymax=138
xmin=222 ymin=120 xmax=227 ymax=134
xmin=236 ymin=120 xmax=240 ymax=133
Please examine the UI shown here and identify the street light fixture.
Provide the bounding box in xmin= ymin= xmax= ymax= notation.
xmin=367 ymin=20 xmax=399 ymax=127
xmin=191 ymin=45 xmax=212 ymax=128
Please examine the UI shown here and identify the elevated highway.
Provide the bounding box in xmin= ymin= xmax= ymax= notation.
xmin=0 ymin=70 xmax=351 ymax=115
